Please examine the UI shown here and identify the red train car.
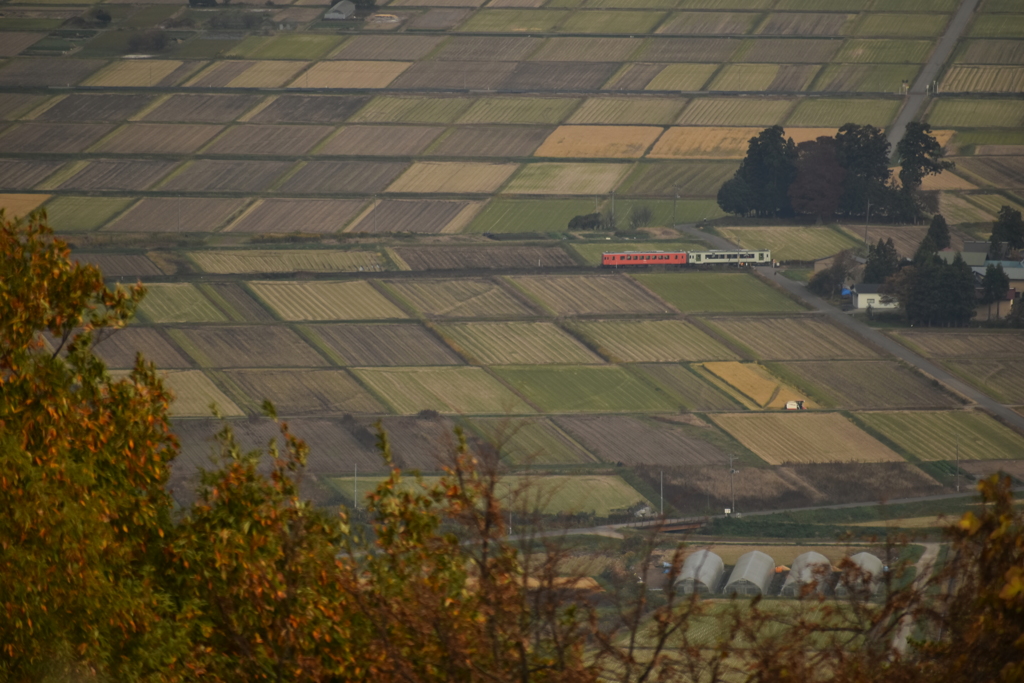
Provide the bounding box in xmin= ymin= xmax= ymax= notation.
xmin=601 ymin=251 xmax=688 ymax=267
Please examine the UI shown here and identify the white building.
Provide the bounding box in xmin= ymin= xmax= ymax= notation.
xmin=851 ymin=283 xmax=898 ymax=310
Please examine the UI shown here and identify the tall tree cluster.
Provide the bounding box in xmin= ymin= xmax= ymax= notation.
xmin=718 ymin=123 xmax=952 ymax=223
xmin=5 ymin=211 xmax=1024 ymax=683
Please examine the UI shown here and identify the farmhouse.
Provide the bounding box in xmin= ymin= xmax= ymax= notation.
xmin=677 ymin=549 xmax=724 ymax=595
xmin=835 ymin=552 xmax=884 ymax=599
xmin=780 ymin=551 xmax=831 ymax=597
xmin=724 ymin=550 xmax=775 ymax=597
xmin=324 ymin=0 xmax=355 ymax=20
xmin=851 ymin=283 xmax=898 ymax=311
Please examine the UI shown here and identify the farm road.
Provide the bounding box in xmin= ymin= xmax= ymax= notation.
xmin=886 ymin=0 xmax=981 ymax=150
xmin=759 ymin=265 xmax=1024 ymax=435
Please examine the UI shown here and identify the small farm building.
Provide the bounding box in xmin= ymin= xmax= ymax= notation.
xmin=324 ymin=0 xmax=355 ymax=20
xmin=677 ymin=549 xmax=725 ymax=595
xmin=724 ymin=550 xmax=775 ymax=597
xmin=852 ymin=283 xmax=898 ymax=310
xmin=835 ymin=552 xmax=884 ymax=599
xmin=780 ymin=551 xmax=832 ymax=597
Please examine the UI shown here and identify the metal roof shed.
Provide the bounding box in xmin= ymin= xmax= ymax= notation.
xmin=677 ymin=549 xmax=725 ymax=595
xmin=836 ymin=552 xmax=884 ymax=599
xmin=724 ymin=550 xmax=775 ymax=597
xmin=781 ymin=551 xmax=832 ymax=597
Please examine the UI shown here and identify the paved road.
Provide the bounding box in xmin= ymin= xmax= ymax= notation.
xmin=886 ymin=0 xmax=981 ymax=150
xmin=759 ymin=266 xmax=1024 ymax=434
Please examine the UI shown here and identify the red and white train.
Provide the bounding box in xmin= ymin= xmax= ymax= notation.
xmin=601 ymin=249 xmax=772 ymax=268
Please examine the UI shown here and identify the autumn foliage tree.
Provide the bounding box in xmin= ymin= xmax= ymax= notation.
xmin=788 ymin=136 xmax=846 ymax=223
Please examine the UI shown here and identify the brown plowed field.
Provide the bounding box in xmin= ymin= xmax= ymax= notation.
xmin=889 ymin=330 xmax=1024 ymax=358
xmin=705 ymin=316 xmax=880 ymax=360
xmin=386 ymin=278 xmax=537 ymax=318
xmin=350 ymin=199 xmax=469 ymax=234
xmin=780 ymin=360 xmax=960 ymax=409
xmin=185 ymin=61 xmax=253 ymax=88
xmin=159 ymin=160 xmax=292 ymax=192
xmin=93 ymin=123 xmax=224 ymax=154
xmin=378 ymin=416 xmax=462 ymax=471
xmin=205 ymin=283 xmax=276 ymax=322
xmin=224 ymin=369 xmax=384 ymax=416
xmin=639 ymin=37 xmax=741 ymax=62
xmin=957 ymin=39 xmax=1024 ymax=65
xmin=957 ymin=157 xmax=1024 ymax=189
xmin=142 ymin=94 xmax=263 ymax=122
xmin=0 ymin=58 xmax=106 ymax=87
xmin=73 ymin=253 xmax=163 ymax=278
xmin=0 ymin=160 xmax=64 ymax=190
xmin=58 ymin=159 xmax=180 ymax=191
xmin=530 ymin=37 xmax=643 ymax=62
xmin=0 ymin=94 xmax=46 ymax=120
xmin=331 ymin=34 xmax=445 ymax=60
xmin=409 ymin=8 xmax=472 ymax=30
xmin=389 ymin=61 xmax=518 ymax=90
xmin=633 ymin=364 xmax=740 ymax=411
xmin=203 ymin=124 xmax=334 ymax=155
xmin=433 ymin=36 xmax=541 ymax=61
xmin=103 ymin=197 xmax=247 ymax=233
xmin=225 ymin=198 xmax=365 ymax=234
xmin=742 ymin=38 xmax=842 ymax=63
xmin=313 ymin=323 xmax=463 ymax=366
xmin=0 ymin=32 xmax=45 ymax=58
xmin=509 ymin=274 xmax=673 ymax=315
xmin=439 ymin=321 xmax=601 ymax=365
xmin=249 ymin=95 xmax=372 ymax=123
xmin=93 ymin=328 xmax=192 ymax=370
xmin=502 ymin=62 xmax=620 ymax=91
xmin=556 ymin=415 xmax=728 ymax=466
xmin=0 ymin=122 xmax=114 ymax=153
xmin=281 ymin=160 xmax=409 ymax=195
xmin=604 ymin=63 xmax=665 ymax=90
xmin=393 ymin=245 xmax=576 ymax=270
xmin=36 ymin=93 xmax=154 ymax=121
xmin=431 ymin=126 xmax=551 ymax=157
xmin=317 ymin=125 xmax=445 ymax=156
xmin=172 ymin=326 xmax=330 ymax=368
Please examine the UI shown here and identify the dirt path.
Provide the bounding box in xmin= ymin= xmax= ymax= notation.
xmin=893 ymin=542 xmax=941 ymax=654
xmin=886 ymin=0 xmax=981 ymax=150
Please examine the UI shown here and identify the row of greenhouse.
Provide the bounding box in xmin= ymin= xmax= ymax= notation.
xmin=677 ymin=549 xmax=885 ymax=598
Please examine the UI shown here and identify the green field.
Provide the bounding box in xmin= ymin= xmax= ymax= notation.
xmin=136 ymin=284 xmax=228 ymax=324
xmin=786 ymin=98 xmax=900 ymax=127
xmin=493 ymin=365 xmax=680 ymax=412
xmin=856 ymin=411 xmax=1024 ymax=462
xmin=716 ymin=225 xmax=862 ymax=261
xmin=943 ymin=359 xmax=1024 ymax=405
xmin=834 ymin=39 xmax=935 ymax=63
xmin=227 ymin=35 xmax=344 ymax=60
xmin=633 ymin=273 xmax=804 ymax=313
xmin=855 ymin=13 xmax=951 ymax=37
xmin=331 ymin=473 xmax=647 ymax=516
xmin=927 ymin=99 xmax=1024 ymax=128
xmin=45 ymin=196 xmax=135 ymax=233
xmin=438 ymin=322 xmax=602 ymax=365
xmin=558 ymin=10 xmax=666 ymax=34
xmin=353 ymin=366 xmax=534 ymax=415
xmin=457 ymin=10 xmax=569 ymax=32
xmin=969 ymin=15 xmax=1024 ymax=38
xmin=466 ymin=199 xmax=599 ymax=233
xmin=570 ymin=319 xmax=739 ymax=362
xmin=467 ymin=417 xmax=598 ymax=465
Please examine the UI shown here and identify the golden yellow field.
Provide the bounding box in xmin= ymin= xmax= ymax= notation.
xmin=892 ymin=166 xmax=977 ymax=191
xmin=84 ymin=60 xmax=200 ymax=87
xmin=645 ymin=127 xmax=756 ymax=159
xmin=228 ymin=61 xmax=309 ymax=88
xmin=386 ymin=161 xmax=518 ymax=193
xmin=162 ymin=370 xmax=244 ymax=418
xmin=289 ymin=61 xmax=411 ymax=89
xmin=703 ymin=361 xmax=813 ymax=409
xmin=0 ymin=193 xmax=49 ymax=217
xmin=710 ymin=412 xmax=903 ymax=466
xmin=534 ymin=125 xmax=663 ymax=159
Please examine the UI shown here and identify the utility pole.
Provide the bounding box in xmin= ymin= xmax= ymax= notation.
xmin=728 ymin=455 xmax=737 ymax=514
xmin=660 ymin=470 xmax=663 ymax=517
xmin=373 ymin=195 xmax=377 ymax=233
xmin=672 ymin=186 xmax=679 ymax=227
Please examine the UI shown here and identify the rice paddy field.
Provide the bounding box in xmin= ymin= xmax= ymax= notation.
xmin=6 ymin=0 xmax=1024 ymax=519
